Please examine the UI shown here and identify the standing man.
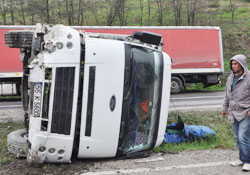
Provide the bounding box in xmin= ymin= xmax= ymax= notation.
xmin=222 ymin=54 xmax=250 ymax=171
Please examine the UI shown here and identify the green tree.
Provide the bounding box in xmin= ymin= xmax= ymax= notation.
xmin=229 ymin=0 xmax=237 ymax=24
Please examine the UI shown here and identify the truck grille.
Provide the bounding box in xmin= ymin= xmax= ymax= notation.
xmin=51 ymin=67 xmax=75 ymax=135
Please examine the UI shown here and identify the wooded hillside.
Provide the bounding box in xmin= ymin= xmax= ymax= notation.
xmin=0 ymin=0 xmax=249 ymax=68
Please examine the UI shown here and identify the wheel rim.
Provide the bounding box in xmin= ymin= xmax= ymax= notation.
xmin=171 ymin=81 xmax=179 ymax=90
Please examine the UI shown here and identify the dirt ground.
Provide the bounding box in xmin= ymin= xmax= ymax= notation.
xmin=0 ymin=158 xmax=94 ymax=175
xmin=0 ymin=148 xmax=247 ymax=175
xmin=0 ymin=108 xmax=24 ymax=123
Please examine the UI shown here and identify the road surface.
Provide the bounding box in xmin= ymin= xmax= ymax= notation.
xmin=0 ymin=91 xmax=225 ymax=122
xmin=169 ymin=90 xmax=225 ymax=111
xmin=81 ymin=148 xmax=244 ymax=175
xmin=0 ymin=101 xmax=23 ymax=123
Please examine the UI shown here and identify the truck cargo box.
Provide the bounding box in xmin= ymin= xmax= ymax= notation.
xmin=0 ymin=26 xmax=223 ymax=93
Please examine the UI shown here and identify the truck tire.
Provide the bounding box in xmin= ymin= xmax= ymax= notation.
xmin=171 ymin=77 xmax=183 ymax=94
xmin=5 ymin=30 xmax=33 ymax=48
xmin=7 ymin=129 xmax=28 ymax=158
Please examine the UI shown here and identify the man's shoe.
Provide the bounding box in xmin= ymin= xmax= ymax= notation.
xmin=230 ymin=160 xmax=243 ymax=167
xmin=242 ymin=164 xmax=250 ymax=171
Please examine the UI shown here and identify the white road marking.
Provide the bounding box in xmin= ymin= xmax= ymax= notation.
xmin=171 ymin=96 xmax=224 ymax=100
xmin=134 ymin=157 xmax=164 ymax=163
xmin=0 ymin=105 xmax=22 ymax=108
xmin=82 ymin=160 xmax=235 ymax=175
xmin=169 ymin=105 xmax=222 ymax=111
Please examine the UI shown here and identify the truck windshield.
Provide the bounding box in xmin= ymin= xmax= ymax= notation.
xmin=121 ymin=45 xmax=163 ymax=154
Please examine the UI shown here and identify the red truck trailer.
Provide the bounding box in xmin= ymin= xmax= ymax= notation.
xmin=0 ymin=28 xmax=22 ymax=81
xmin=0 ymin=26 xmax=33 ymax=95
xmin=0 ymin=26 xmax=224 ymax=93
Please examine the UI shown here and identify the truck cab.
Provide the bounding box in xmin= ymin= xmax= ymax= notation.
xmin=5 ymin=24 xmax=171 ymax=163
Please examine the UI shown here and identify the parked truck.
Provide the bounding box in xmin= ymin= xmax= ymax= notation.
xmin=5 ymin=24 xmax=172 ymax=163
xmin=0 ymin=25 xmax=224 ymax=94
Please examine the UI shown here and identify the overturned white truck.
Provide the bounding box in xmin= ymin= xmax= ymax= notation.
xmin=5 ymin=24 xmax=171 ymax=163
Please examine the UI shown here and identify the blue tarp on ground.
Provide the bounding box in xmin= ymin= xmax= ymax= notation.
xmin=164 ymin=123 xmax=216 ymax=144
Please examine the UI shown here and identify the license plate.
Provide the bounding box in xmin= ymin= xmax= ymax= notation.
xmin=33 ymin=83 xmax=42 ymax=117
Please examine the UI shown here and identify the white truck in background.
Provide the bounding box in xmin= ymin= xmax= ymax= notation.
xmin=5 ymin=24 xmax=171 ymax=163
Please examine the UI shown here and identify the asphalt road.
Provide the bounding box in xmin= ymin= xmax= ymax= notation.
xmin=0 ymin=90 xmax=225 ymax=110
xmin=0 ymin=101 xmax=23 ymax=122
xmin=0 ymin=101 xmax=22 ymax=109
xmin=0 ymin=90 xmax=225 ymax=122
xmin=169 ymin=90 xmax=225 ymax=111
xmin=82 ymin=149 xmax=244 ymax=175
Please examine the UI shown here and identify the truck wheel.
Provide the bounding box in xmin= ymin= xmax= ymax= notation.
xmin=5 ymin=31 xmax=33 ymax=48
xmin=171 ymin=77 xmax=183 ymax=94
xmin=7 ymin=129 xmax=28 ymax=158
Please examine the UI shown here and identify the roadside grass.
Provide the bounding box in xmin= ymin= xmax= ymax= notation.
xmin=186 ymin=83 xmax=225 ymax=91
xmin=0 ymin=122 xmax=24 ymax=166
xmin=0 ymin=96 xmax=21 ymax=101
xmin=224 ymin=60 xmax=230 ymax=72
xmin=154 ymin=111 xmax=235 ymax=153
xmin=0 ymin=111 xmax=236 ymax=164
